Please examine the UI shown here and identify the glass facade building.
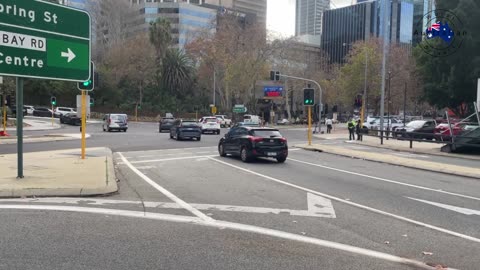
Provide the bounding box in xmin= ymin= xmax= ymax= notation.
xmin=128 ymin=2 xmax=217 ymax=48
xmin=321 ymin=0 xmax=418 ymax=63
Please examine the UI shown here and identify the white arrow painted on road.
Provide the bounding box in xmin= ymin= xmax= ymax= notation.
xmin=0 ymin=193 xmax=336 ymax=218
xmin=61 ymin=48 xmax=76 ymax=63
xmin=408 ymin=197 xmax=480 ymax=216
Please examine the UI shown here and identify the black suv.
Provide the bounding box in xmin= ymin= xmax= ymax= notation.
xmin=218 ymin=127 xmax=288 ymax=163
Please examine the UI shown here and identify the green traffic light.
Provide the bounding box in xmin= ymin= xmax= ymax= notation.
xmin=83 ymin=80 xmax=91 ymax=87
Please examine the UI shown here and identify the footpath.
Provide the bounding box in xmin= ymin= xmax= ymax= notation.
xmin=295 ymin=127 xmax=480 ymax=179
xmin=0 ymin=147 xmax=118 ymax=198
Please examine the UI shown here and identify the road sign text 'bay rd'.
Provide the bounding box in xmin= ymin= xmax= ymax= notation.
xmin=0 ymin=0 xmax=90 ymax=81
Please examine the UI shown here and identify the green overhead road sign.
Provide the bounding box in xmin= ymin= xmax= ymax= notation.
xmin=0 ymin=0 xmax=91 ymax=81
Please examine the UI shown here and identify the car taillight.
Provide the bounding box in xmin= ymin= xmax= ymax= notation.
xmin=280 ymin=138 xmax=287 ymax=143
xmin=248 ymin=136 xmax=263 ymax=143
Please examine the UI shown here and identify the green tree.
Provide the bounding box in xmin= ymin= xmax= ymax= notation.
xmin=415 ymin=0 xmax=480 ymax=116
xmin=149 ymin=18 xmax=172 ymax=63
xmin=162 ymin=49 xmax=194 ymax=98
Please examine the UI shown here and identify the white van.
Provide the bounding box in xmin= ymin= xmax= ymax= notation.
xmin=244 ymin=114 xmax=260 ymax=125
xmin=102 ymin=114 xmax=128 ymax=132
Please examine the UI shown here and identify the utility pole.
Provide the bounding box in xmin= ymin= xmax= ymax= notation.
xmin=387 ymin=71 xmax=391 ymax=139
xmin=403 ymin=82 xmax=407 ymax=126
xmin=379 ymin=0 xmax=391 ymax=145
xmin=360 ymin=48 xmax=368 ymax=126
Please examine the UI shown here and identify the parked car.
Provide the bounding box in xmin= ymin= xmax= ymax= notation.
xmin=434 ymin=122 xmax=480 ymax=141
xmin=364 ymin=118 xmax=403 ymax=130
xmin=102 ymin=114 xmax=128 ymax=132
xmin=277 ymin=118 xmax=290 ymax=125
xmin=396 ymin=120 xmax=437 ymax=140
xmin=170 ymin=119 xmax=202 ymax=141
xmin=215 ymin=115 xmax=232 ymax=128
xmin=33 ymin=107 xmax=60 ymax=118
xmin=159 ymin=117 xmax=176 ymax=133
xmin=55 ymin=107 xmax=76 ymax=116
xmin=60 ymin=113 xmax=81 ymax=126
xmin=9 ymin=106 xmax=27 ymax=117
xmin=244 ymin=114 xmax=260 ymax=125
xmin=24 ymin=105 xmax=35 ymax=115
xmin=231 ymin=122 xmax=261 ymax=128
xmin=218 ymin=126 xmax=288 ymax=163
xmin=200 ymin=116 xmax=221 ymax=134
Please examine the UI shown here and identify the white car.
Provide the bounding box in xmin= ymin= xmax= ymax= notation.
xmin=24 ymin=105 xmax=35 ymax=115
xmin=199 ymin=117 xmax=221 ymax=134
xmin=367 ymin=118 xmax=404 ymax=130
xmin=215 ymin=115 xmax=232 ymax=128
xmin=102 ymin=113 xmax=128 ymax=132
xmin=55 ymin=107 xmax=76 ymax=116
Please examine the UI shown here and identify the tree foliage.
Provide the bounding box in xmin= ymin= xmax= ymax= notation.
xmin=415 ymin=0 xmax=480 ymax=116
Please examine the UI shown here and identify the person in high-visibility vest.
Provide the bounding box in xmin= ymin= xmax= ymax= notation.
xmin=347 ymin=119 xmax=356 ymax=140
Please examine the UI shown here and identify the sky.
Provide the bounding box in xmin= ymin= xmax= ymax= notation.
xmin=267 ymin=0 xmax=351 ymax=38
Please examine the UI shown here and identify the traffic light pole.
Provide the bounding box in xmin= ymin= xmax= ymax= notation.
xmin=279 ymin=74 xmax=323 ymax=134
xmin=81 ymin=90 xmax=86 ymax=160
xmin=2 ymin=95 xmax=6 ymax=135
xmin=308 ymin=106 xmax=312 ymax=146
xmin=16 ymin=77 xmax=24 ymax=178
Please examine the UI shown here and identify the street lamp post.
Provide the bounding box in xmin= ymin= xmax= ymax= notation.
xmin=360 ymin=48 xmax=368 ymax=126
xmin=387 ymin=71 xmax=392 ymax=140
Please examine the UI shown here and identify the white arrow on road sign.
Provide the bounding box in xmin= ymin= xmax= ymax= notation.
xmin=0 ymin=193 xmax=336 ymax=218
xmin=61 ymin=48 xmax=76 ymax=63
xmin=407 ymin=197 xmax=480 ymax=216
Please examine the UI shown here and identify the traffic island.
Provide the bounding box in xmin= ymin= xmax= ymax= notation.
xmin=0 ymin=147 xmax=118 ymax=198
xmin=295 ymin=144 xmax=480 ymax=179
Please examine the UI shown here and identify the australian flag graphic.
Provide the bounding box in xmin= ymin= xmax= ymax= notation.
xmin=426 ymin=21 xmax=454 ymax=44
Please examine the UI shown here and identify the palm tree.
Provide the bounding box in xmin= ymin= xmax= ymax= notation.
xmin=149 ymin=18 xmax=172 ymax=62
xmin=162 ymin=49 xmax=194 ymax=97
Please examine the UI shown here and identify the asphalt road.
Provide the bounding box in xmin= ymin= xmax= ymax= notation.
xmin=1 ymin=120 xmax=479 ymax=269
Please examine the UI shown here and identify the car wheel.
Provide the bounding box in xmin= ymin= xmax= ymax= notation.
xmin=123 ymin=129 xmax=127 ymax=132
xmin=107 ymin=128 xmax=111 ymax=132
xmin=197 ymin=137 xmax=201 ymax=141
xmin=216 ymin=130 xmax=220 ymax=135
xmin=276 ymin=157 xmax=287 ymax=163
xmin=176 ymin=133 xmax=181 ymax=141
xmin=170 ymin=133 xmax=174 ymax=139
xmin=240 ymin=147 xmax=251 ymax=163
xmin=218 ymin=143 xmax=226 ymax=157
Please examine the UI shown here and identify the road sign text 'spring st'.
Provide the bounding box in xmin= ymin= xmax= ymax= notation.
xmin=0 ymin=0 xmax=91 ymax=81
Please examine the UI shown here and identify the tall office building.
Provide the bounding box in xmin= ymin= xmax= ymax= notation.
xmin=321 ymin=0 xmax=416 ymax=63
xmin=295 ymin=0 xmax=330 ymax=46
xmin=204 ymin=0 xmax=267 ymax=29
xmin=127 ymin=1 xmax=217 ymax=48
xmin=59 ymin=0 xmax=88 ymax=10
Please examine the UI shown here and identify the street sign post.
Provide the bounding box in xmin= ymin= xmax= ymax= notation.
xmin=0 ymin=0 xmax=91 ymax=81
xmin=0 ymin=0 xmax=91 ymax=177
xmin=233 ymin=104 xmax=247 ymax=114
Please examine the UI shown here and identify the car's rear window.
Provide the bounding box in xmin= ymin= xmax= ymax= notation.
xmin=162 ymin=119 xmax=174 ymax=123
xmin=251 ymin=130 xmax=282 ymax=137
xmin=205 ymin=118 xmax=217 ymax=122
xmin=182 ymin=122 xmax=198 ymax=127
xmin=111 ymin=115 xmax=127 ymax=121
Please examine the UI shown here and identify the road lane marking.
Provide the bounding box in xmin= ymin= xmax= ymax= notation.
xmin=208 ymin=157 xmax=480 ymax=244
xmin=122 ymin=146 xmax=216 ymax=156
xmin=118 ymin=153 xmax=214 ymax=222
xmin=128 ymin=155 xmax=217 ymax=164
xmin=0 ymin=194 xmax=336 ymax=218
xmin=408 ymin=197 xmax=480 ymax=216
xmin=287 ymin=158 xmax=480 ymax=202
xmin=0 ymin=204 xmax=447 ymax=270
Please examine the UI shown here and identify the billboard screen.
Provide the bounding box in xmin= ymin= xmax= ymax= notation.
xmin=263 ymin=86 xmax=284 ymax=98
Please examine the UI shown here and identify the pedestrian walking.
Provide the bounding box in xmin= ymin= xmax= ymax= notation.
xmin=326 ymin=118 xmax=333 ymax=134
xmin=347 ymin=119 xmax=356 ymax=140
xmin=356 ymin=120 xmax=363 ymax=141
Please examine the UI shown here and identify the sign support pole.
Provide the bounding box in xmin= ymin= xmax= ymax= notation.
xmin=51 ymin=104 xmax=54 ymax=126
xmin=308 ymin=106 xmax=312 ymax=146
xmin=81 ymin=90 xmax=86 ymax=160
xmin=16 ymin=78 xmax=24 ymax=178
xmin=2 ymin=96 xmax=6 ymax=135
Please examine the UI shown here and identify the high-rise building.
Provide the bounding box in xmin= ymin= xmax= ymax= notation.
xmin=127 ymin=1 xmax=217 ymax=48
xmin=204 ymin=0 xmax=267 ymax=29
xmin=59 ymin=0 xmax=88 ymax=10
xmin=321 ymin=0 xmax=418 ymax=63
xmin=295 ymin=0 xmax=330 ymax=39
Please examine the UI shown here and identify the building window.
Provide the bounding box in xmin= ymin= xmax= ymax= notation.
xmin=144 ymin=8 xmax=158 ymax=14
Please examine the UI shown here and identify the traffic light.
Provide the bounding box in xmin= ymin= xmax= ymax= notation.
xmin=78 ymin=62 xmax=95 ymax=91
xmin=6 ymin=95 xmax=14 ymax=107
xmin=89 ymin=98 xmax=94 ymax=107
xmin=303 ymin=88 xmax=315 ymax=106
xmin=51 ymin=96 xmax=57 ymax=106
xmin=270 ymin=70 xmax=280 ymax=81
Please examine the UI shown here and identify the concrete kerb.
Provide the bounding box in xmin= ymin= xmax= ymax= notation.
xmin=0 ymin=147 xmax=118 ymax=198
xmin=0 ymin=134 xmax=91 ymax=144
xmin=295 ymin=144 xmax=480 ymax=179
xmin=349 ymin=139 xmax=480 ymax=162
